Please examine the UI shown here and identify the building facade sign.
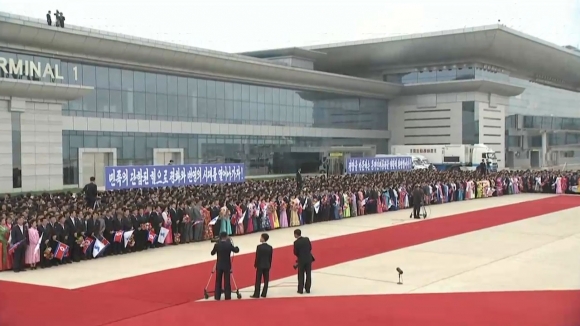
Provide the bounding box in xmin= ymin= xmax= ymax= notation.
xmin=410 ymin=148 xmax=437 ymax=154
xmin=0 ymin=57 xmax=78 ymax=82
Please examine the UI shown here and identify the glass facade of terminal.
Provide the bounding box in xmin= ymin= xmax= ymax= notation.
xmin=0 ymin=51 xmax=388 ymax=131
xmin=1 ymin=50 xmax=390 ymax=184
xmin=506 ymin=115 xmax=580 ymax=148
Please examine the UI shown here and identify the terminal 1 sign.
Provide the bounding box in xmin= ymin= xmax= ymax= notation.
xmin=0 ymin=56 xmax=79 ymax=82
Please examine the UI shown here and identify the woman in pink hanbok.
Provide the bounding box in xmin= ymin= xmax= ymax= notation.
xmin=561 ymin=177 xmax=568 ymax=194
xmin=398 ymin=187 xmax=405 ymax=208
xmin=466 ymin=180 xmax=473 ymax=199
xmin=25 ymin=220 xmax=40 ymax=269
xmin=162 ymin=209 xmax=173 ymax=245
xmin=376 ymin=192 xmax=382 ymax=213
xmin=279 ymin=200 xmax=288 ymax=228
xmin=246 ymin=202 xmax=255 ymax=233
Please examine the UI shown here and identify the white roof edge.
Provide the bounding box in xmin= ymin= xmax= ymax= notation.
xmin=0 ymin=11 xmax=406 ymax=90
xmin=0 ymin=11 xmax=267 ymax=63
xmin=304 ymin=24 xmax=580 ymax=59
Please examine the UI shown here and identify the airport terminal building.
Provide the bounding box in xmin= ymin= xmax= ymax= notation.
xmin=0 ymin=12 xmax=579 ymax=193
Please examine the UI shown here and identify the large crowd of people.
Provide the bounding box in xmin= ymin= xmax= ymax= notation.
xmin=0 ymin=168 xmax=577 ymax=272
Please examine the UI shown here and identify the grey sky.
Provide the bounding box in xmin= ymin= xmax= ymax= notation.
xmin=1 ymin=0 xmax=579 ymax=53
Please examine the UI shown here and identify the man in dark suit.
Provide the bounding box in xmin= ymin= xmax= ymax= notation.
xmin=65 ymin=211 xmax=81 ymax=262
xmin=83 ymin=176 xmax=98 ymax=209
xmin=112 ymin=213 xmax=123 ymax=255
xmin=169 ymin=203 xmax=180 ymax=244
xmin=10 ymin=216 xmax=28 ymax=272
xmin=293 ymin=229 xmax=314 ymax=294
xmin=210 ymin=232 xmax=240 ymax=300
xmin=37 ymin=217 xmax=51 ymax=268
xmin=296 ymin=168 xmax=303 ymax=192
xmin=251 ymin=233 xmax=273 ymax=298
xmin=411 ymin=185 xmax=424 ymax=219
xmin=55 ymin=215 xmax=70 ymax=264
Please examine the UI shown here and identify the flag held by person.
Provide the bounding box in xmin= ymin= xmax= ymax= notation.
xmin=34 ymin=233 xmax=43 ymax=253
xmin=147 ymin=230 xmax=157 ymax=243
xmin=8 ymin=239 xmax=25 ymax=255
xmin=100 ymin=237 xmax=110 ymax=247
xmin=53 ymin=242 xmax=69 ymax=260
xmin=92 ymin=238 xmax=108 ymax=258
xmin=157 ymin=227 xmax=169 ymax=244
xmin=113 ymin=230 xmax=124 ymax=243
xmin=82 ymin=237 xmax=95 ymax=255
xmin=123 ymin=230 xmax=134 ymax=248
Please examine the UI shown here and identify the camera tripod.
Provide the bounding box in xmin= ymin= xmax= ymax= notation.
xmin=203 ymin=262 xmax=242 ymax=300
xmin=409 ymin=204 xmax=429 ymax=219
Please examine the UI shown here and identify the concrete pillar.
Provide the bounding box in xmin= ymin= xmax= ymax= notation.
xmin=0 ymin=99 xmax=13 ymax=193
xmin=541 ymin=131 xmax=548 ymax=167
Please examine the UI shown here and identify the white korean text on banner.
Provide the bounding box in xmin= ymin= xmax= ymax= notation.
xmin=346 ymin=157 xmax=413 ymax=174
xmin=105 ymin=163 xmax=245 ymax=190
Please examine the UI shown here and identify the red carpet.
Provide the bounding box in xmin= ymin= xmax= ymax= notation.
xmin=1 ymin=195 xmax=579 ymax=326
xmin=106 ymin=290 xmax=580 ymax=326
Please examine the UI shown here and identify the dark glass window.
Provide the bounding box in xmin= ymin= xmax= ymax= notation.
xmin=167 ymin=76 xmax=178 ymax=95
xmin=462 ymin=101 xmax=479 ymax=144
xmin=417 ymin=70 xmax=437 ymax=83
xmin=177 ymin=77 xmax=187 ymax=95
xmin=11 ymin=112 xmax=22 ymax=188
xmin=456 ymin=67 xmax=475 ymax=80
xmin=157 ymin=74 xmax=167 ymax=94
xmin=134 ymin=71 xmax=145 ymax=92
xmin=109 ymin=90 xmax=122 ymax=113
xmin=96 ymin=89 xmax=109 ymax=112
xmin=109 ymin=68 xmax=122 ymax=90
xmin=436 ymin=68 xmax=457 ymax=82
xmin=145 ymin=73 xmax=156 ymax=93
xmin=83 ymin=90 xmax=97 ymax=112
xmin=96 ymin=66 xmax=109 ymax=89
xmin=121 ymin=69 xmax=134 ymax=91
xmin=82 ymin=64 xmax=96 ymax=87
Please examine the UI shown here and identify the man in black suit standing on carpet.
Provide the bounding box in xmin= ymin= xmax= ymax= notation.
xmin=11 ymin=216 xmax=28 ymax=272
xmin=293 ymin=229 xmax=314 ymax=294
xmin=211 ymin=232 xmax=240 ymax=300
xmin=251 ymin=233 xmax=273 ymax=298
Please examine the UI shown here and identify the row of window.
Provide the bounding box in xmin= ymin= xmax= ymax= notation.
xmin=62 ymin=91 xmax=387 ymax=129
xmin=507 ymin=79 xmax=580 ymax=118
xmin=508 ymin=133 xmax=580 ymax=148
xmin=1 ymin=51 xmax=389 ymax=130
xmin=506 ymin=115 xmax=580 ymax=132
xmin=384 ymin=67 xmax=510 ymax=84
xmin=521 ymin=115 xmax=580 ymax=131
xmin=62 ymin=131 xmax=388 ymax=185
